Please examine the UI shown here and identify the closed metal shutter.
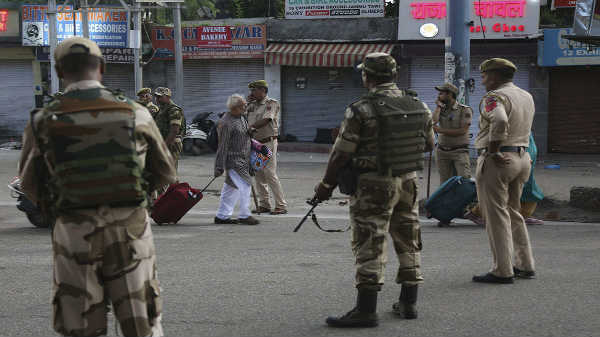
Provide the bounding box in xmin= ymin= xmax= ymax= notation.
xmin=0 ymin=60 xmax=34 ymax=141
xmin=410 ymin=56 xmax=531 ymax=149
xmin=548 ymin=68 xmax=600 ymax=154
xmin=281 ymin=66 xmax=365 ymax=142
xmin=167 ymin=59 xmax=264 ymax=120
xmin=102 ymin=63 xmax=135 ymax=98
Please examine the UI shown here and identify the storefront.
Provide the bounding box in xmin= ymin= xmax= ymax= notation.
xmin=151 ymin=22 xmax=267 ymax=120
xmin=0 ymin=4 xmax=35 ymax=141
xmin=398 ymin=0 xmax=540 ymax=152
xmin=265 ymin=43 xmax=396 ymax=142
xmin=539 ymin=28 xmax=600 ymax=154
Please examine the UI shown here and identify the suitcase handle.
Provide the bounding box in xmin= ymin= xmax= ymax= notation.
xmin=201 ymin=177 xmax=217 ymax=193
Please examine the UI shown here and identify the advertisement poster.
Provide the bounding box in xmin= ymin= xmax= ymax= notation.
xmin=398 ymin=0 xmax=540 ymax=40
xmin=22 ymin=5 xmax=129 ymax=47
xmin=152 ymin=24 xmax=266 ymax=59
xmin=284 ymin=0 xmax=384 ymax=19
xmin=539 ymin=28 xmax=600 ymax=66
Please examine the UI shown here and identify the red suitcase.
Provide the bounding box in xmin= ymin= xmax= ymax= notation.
xmin=151 ymin=182 xmax=203 ymax=225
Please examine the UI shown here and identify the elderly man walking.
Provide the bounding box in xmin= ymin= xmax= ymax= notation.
xmin=214 ymin=94 xmax=260 ymax=226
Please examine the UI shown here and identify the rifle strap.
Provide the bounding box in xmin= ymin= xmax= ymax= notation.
xmin=310 ymin=212 xmax=351 ymax=233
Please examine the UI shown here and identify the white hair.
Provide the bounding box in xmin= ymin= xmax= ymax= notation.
xmin=227 ymin=94 xmax=245 ymax=110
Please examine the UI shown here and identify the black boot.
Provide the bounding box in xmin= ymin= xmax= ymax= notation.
xmin=325 ymin=288 xmax=379 ymax=328
xmin=392 ymin=284 xmax=418 ymax=319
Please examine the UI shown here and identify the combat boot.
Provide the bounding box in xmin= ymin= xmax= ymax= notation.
xmin=325 ymin=288 xmax=379 ymax=328
xmin=392 ymin=284 xmax=418 ymax=319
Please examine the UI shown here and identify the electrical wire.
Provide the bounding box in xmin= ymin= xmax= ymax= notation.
xmin=479 ymin=0 xmax=486 ymax=41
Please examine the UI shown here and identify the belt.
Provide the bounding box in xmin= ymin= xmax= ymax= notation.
xmin=478 ymin=146 xmax=527 ymax=156
xmin=438 ymin=144 xmax=469 ymax=151
xmin=258 ymin=136 xmax=277 ymax=143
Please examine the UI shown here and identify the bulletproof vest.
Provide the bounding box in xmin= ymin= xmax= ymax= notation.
xmin=37 ymin=88 xmax=148 ymax=210
xmin=362 ymin=92 xmax=429 ymax=176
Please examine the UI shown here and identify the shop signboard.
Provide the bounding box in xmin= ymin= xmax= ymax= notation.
xmin=538 ymin=28 xmax=600 ymax=66
xmin=21 ymin=4 xmax=129 ymax=47
xmin=152 ymin=24 xmax=266 ymax=59
xmin=284 ymin=0 xmax=384 ymax=19
xmin=398 ymin=0 xmax=540 ymax=40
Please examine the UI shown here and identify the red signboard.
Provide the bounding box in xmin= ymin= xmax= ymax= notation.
xmin=152 ymin=24 xmax=266 ymax=60
xmin=0 ymin=9 xmax=8 ymax=32
xmin=197 ymin=26 xmax=232 ymax=48
xmin=553 ymin=0 xmax=577 ymax=8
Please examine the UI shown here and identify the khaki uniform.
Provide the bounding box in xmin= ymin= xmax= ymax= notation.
xmin=475 ymin=82 xmax=535 ymax=278
xmin=333 ymin=83 xmax=434 ymax=290
xmin=156 ymin=100 xmax=185 ymax=168
xmin=247 ymin=96 xmax=287 ymax=210
xmin=433 ymin=102 xmax=473 ymax=183
xmin=19 ymin=80 xmax=176 ymax=336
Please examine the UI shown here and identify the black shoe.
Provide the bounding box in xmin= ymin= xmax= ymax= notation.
xmin=392 ymin=284 xmax=418 ymax=319
xmin=252 ymin=206 xmax=271 ymax=214
xmin=513 ymin=267 xmax=536 ymax=279
xmin=238 ymin=216 xmax=260 ymax=225
xmin=472 ymin=272 xmax=514 ymax=284
xmin=437 ymin=221 xmax=452 ymax=227
xmin=326 ymin=289 xmax=378 ymax=328
xmin=214 ymin=217 xmax=238 ymax=224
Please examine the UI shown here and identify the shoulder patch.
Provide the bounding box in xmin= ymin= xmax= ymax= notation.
xmin=344 ymin=107 xmax=354 ymax=119
xmin=484 ymin=96 xmax=498 ymax=113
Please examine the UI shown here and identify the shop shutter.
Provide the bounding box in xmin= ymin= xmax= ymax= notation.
xmin=167 ymin=59 xmax=264 ymax=121
xmin=281 ymin=66 xmax=365 ymax=142
xmin=0 ymin=60 xmax=34 ymax=141
xmin=548 ymin=68 xmax=600 ymax=154
xmin=102 ymin=63 xmax=135 ymax=98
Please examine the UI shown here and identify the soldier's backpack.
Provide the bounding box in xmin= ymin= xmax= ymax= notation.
xmin=34 ymin=88 xmax=148 ymax=210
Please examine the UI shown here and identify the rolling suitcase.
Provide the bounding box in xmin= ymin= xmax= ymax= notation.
xmin=424 ymin=176 xmax=477 ymax=223
xmin=151 ymin=182 xmax=203 ymax=225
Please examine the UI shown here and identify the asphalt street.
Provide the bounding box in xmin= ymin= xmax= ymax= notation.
xmin=0 ymin=150 xmax=599 ymax=337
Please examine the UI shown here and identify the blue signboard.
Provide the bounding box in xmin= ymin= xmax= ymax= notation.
xmin=538 ymin=28 xmax=600 ymax=66
xmin=22 ymin=5 xmax=129 ymax=48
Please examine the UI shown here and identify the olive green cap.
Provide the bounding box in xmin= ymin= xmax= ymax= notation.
xmin=54 ymin=37 xmax=103 ymax=62
xmin=357 ymin=52 xmax=398 ymax=77
xmin=154 ymin=87 xmax=172 ymax=97
xmin=137 ymin=87 xmax=152 ymax=96
xmin=435 ymin=82 xmax=459 ymax=96
xmin=479 ymin=58 xmax=517 ymax=72
xmin=248 ymin=80 xmax=268 ymax=89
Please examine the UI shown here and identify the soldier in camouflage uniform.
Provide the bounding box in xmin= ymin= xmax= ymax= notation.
xmin=19 ymin=37 xmax=176 ymax=337
xmin=314 ymin=53 xmax=435 ymax=328
xmin=153 ymin=87 xmax=185 ymax=170
xmin=137 ymin=87 xmax=160 ymax=119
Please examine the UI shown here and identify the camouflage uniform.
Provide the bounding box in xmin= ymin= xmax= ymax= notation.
xmin=19 ymin=37 xmax=176 ymax=337
xmin=333 ymin=57 xmax=434 ymax=290
xmin=136 ymin=87 xmax=159 ymax=119
xmin=154 ymin=87 xmax=186 ymax=168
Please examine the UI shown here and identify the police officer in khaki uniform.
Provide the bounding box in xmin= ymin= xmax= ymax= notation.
xmin=136 ymin=87 xmax=159 ymax=118
xmin=432 ymin=82 xmax=473 ymax=226
xmin=314 ymin=53 xmax=434 ymax=327
xmin=154 ymin=87 xmax=185 ymax=169
xmin=246 ymin=80 xmax=288 ymax=215
xmin=19 ymin=37 xmax=175 ymax=336
xmin=472 ymin=58 xmax=536 ymax=284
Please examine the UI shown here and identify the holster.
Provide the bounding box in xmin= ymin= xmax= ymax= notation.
xmin=337 ymin=163 xmax=358 ymax=196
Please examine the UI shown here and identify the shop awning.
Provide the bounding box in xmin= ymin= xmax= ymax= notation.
xmin=265 ymin=43 xmax=395 ymax=67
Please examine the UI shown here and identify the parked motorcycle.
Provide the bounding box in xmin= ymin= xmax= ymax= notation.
xmin=8 ymin=177 xmax=52 ymax=228
xmin=183 ymin=112 xmax=223 ymax=155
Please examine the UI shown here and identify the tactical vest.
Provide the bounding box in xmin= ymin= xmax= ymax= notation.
xmin=361 ymin=92 xmax=428 ymax=176
xmin=36 ymin=88 xmax=148 ymax=211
